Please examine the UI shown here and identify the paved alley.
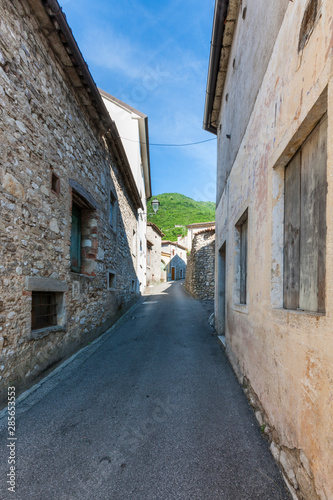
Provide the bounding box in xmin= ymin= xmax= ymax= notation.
xmin=0 ymin=281 xmax=290 ymax=500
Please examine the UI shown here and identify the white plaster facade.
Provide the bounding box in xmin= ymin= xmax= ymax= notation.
xmin=100 ymin=91 xmax=152 ymax=293
xmin=204 ymin=1 xmax=333 ymax=498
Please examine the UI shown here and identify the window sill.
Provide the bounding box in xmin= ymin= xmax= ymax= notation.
xmin=107 ymin=287 xmax=116 ymax=292
xmin=70 ymin=272 xmax=95 ymax=279
xmin=272 ymin=307 xmax=325 ymax=317
xmin=232 ymin=303 xmax=249 ymax=315
xmin=29 ymin=325 xmax=66 ymax=341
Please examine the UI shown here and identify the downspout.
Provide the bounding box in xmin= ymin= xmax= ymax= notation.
xmin=203 ymin=0 xmax=229 ymax=134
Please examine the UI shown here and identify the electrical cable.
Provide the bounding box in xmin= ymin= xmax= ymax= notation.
xmin=118 ymin=136 xmax=217 ymax=147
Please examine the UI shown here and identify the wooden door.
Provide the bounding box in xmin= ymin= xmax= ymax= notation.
xmin=171 ymin=267 xmax=176 ymax=280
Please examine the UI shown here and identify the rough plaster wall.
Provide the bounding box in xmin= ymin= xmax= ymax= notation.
xmin=216 ymin=0 xmax=290 ymax=203
xmin=0 ymin=0 xmax=139 ymax=404
xmin=215 ymin=1 xmax=333 ymax=498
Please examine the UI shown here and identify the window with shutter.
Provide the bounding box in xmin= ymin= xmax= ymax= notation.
xmin=284 ymin=115 xmax=327 ymax=313
xmin=70 ymin=203 xmax=81 ymax=273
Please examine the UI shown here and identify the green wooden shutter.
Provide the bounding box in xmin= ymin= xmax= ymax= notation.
xmin=70 ymin=204 xmax=81 ymax=273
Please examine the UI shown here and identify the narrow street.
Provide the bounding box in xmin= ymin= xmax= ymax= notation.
xmin=0 ymin=281 xmax=290 ymax=500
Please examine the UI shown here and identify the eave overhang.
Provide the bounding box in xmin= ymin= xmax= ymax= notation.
xmin=27 ymin=0 xmax=143 ymax=210
xmin=203 ymin=0 xmax=240 ymax=134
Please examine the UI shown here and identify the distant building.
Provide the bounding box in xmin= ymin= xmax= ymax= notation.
xmin=161 ymin=241 xmax=187 ymax=281
xmin=185 ymin=228 xmax=215 ymax=300
xmin=146 ymin=222 xmax=164 ymax=285
xmin=178 ymin=221 xmax=215 ymax=251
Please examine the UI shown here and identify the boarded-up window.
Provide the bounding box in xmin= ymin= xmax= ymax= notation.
xmin=235 ymin=210 xmax=248 ymax=305
xmin=284 ymin=115 xmax=327 ymax=313
xmin=239 ymin=214 xmax=248 ymax=304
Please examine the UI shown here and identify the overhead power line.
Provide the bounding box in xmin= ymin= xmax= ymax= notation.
xmin=118 ymin=136 xmax=217 ymax=147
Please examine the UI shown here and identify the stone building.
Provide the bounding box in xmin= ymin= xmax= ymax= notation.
xmin=146 ymin=222 xmax=164 ymax=285
xmin=0 ymin=0 xmax=148 ymax=405
xmin=204 ymin=0 xmax=333 ymax=498
xmin=179 ymin=221 xmax=215 ymax=251
xmin=100 ymin=90 xmax=152 ymax=293
xmin=185 ymin=228 xmax=215 ymax=300
xmin=161 ymin=241 xmax=187 ymax=282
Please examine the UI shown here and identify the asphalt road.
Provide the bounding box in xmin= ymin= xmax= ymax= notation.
xmin=0 ymin=281 xmax=291 ymax=500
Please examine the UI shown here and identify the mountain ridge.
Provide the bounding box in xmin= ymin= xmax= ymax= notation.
xmin=147 ymin=193 xmax=215 ymax=241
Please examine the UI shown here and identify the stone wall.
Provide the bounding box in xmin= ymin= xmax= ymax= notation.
xmin=146 ymin=223 xmax=162 ymax=285
xmin=0 ymin=0 xmax=140 ymax=405
xmin=185 ymin=229 xmax=215 ymax=300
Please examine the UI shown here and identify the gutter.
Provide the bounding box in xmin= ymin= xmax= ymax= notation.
xmin=43 ymin=0 xmax=109 ymax=129
xmin=41 ymin=0 xmax=143 ymax=210
xmin=203 ymin=0 xmax=229 ymax=134
xmin=144 ymin=117 xmax=152 ymax=199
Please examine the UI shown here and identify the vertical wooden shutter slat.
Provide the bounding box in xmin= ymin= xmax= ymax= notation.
xmin=299 ymin=117 xmax=327 ymax=312
xmin=284 ymin=152 xmax=301 ymax=310
xmin=240 ymin=217 xmax=248 ymax=305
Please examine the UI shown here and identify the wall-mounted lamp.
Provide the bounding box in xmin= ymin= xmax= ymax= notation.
xmin=151 ymin=198 xmax=160 ymax=214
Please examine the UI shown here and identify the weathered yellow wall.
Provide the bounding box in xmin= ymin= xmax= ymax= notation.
xmin=215 ymin=1 xmax=333 ymax=498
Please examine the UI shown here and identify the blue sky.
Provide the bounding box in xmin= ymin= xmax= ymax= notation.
xmin=61 ymin=0 xmax=217 ymax=202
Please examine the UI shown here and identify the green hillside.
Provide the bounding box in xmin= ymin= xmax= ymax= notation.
xmin=147 ymin=193 xmax=215 ymax=242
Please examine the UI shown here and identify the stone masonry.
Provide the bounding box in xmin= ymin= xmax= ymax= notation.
xmin=0 ymin=0 xmax=142 ymax=406
xmin=146 ymin=222 xmax=164 ymax=285
xmin=185 ymin=228 xmax=215 ymax=300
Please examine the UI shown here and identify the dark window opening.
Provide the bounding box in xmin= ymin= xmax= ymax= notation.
xmin=108 ymin=272 xmax=116 ymax=290
xmin=32 ymin=292 xmax=57 ymax=330
xmin=51 ymin=172 xmax=60 ymax=195
xmin=109 ymin=191 xmax=117 ymax=228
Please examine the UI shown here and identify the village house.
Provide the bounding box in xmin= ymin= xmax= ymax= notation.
xmin=185 ymin=227 xmax=215 ymax=300
xmin=180 ymin=221 xmax=215 ymax=251
xmin=204 ymin=0 xmax=333 ymax=498
xmin=161 ymin=241 xmax=187 ymax=282
xmin=0 ymin=0 xmax=150 ymax=405
xmin=100 ymin=90 xmax=152 ymax=293
xmin=146 ymin=222 xmax=164 ymax=286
